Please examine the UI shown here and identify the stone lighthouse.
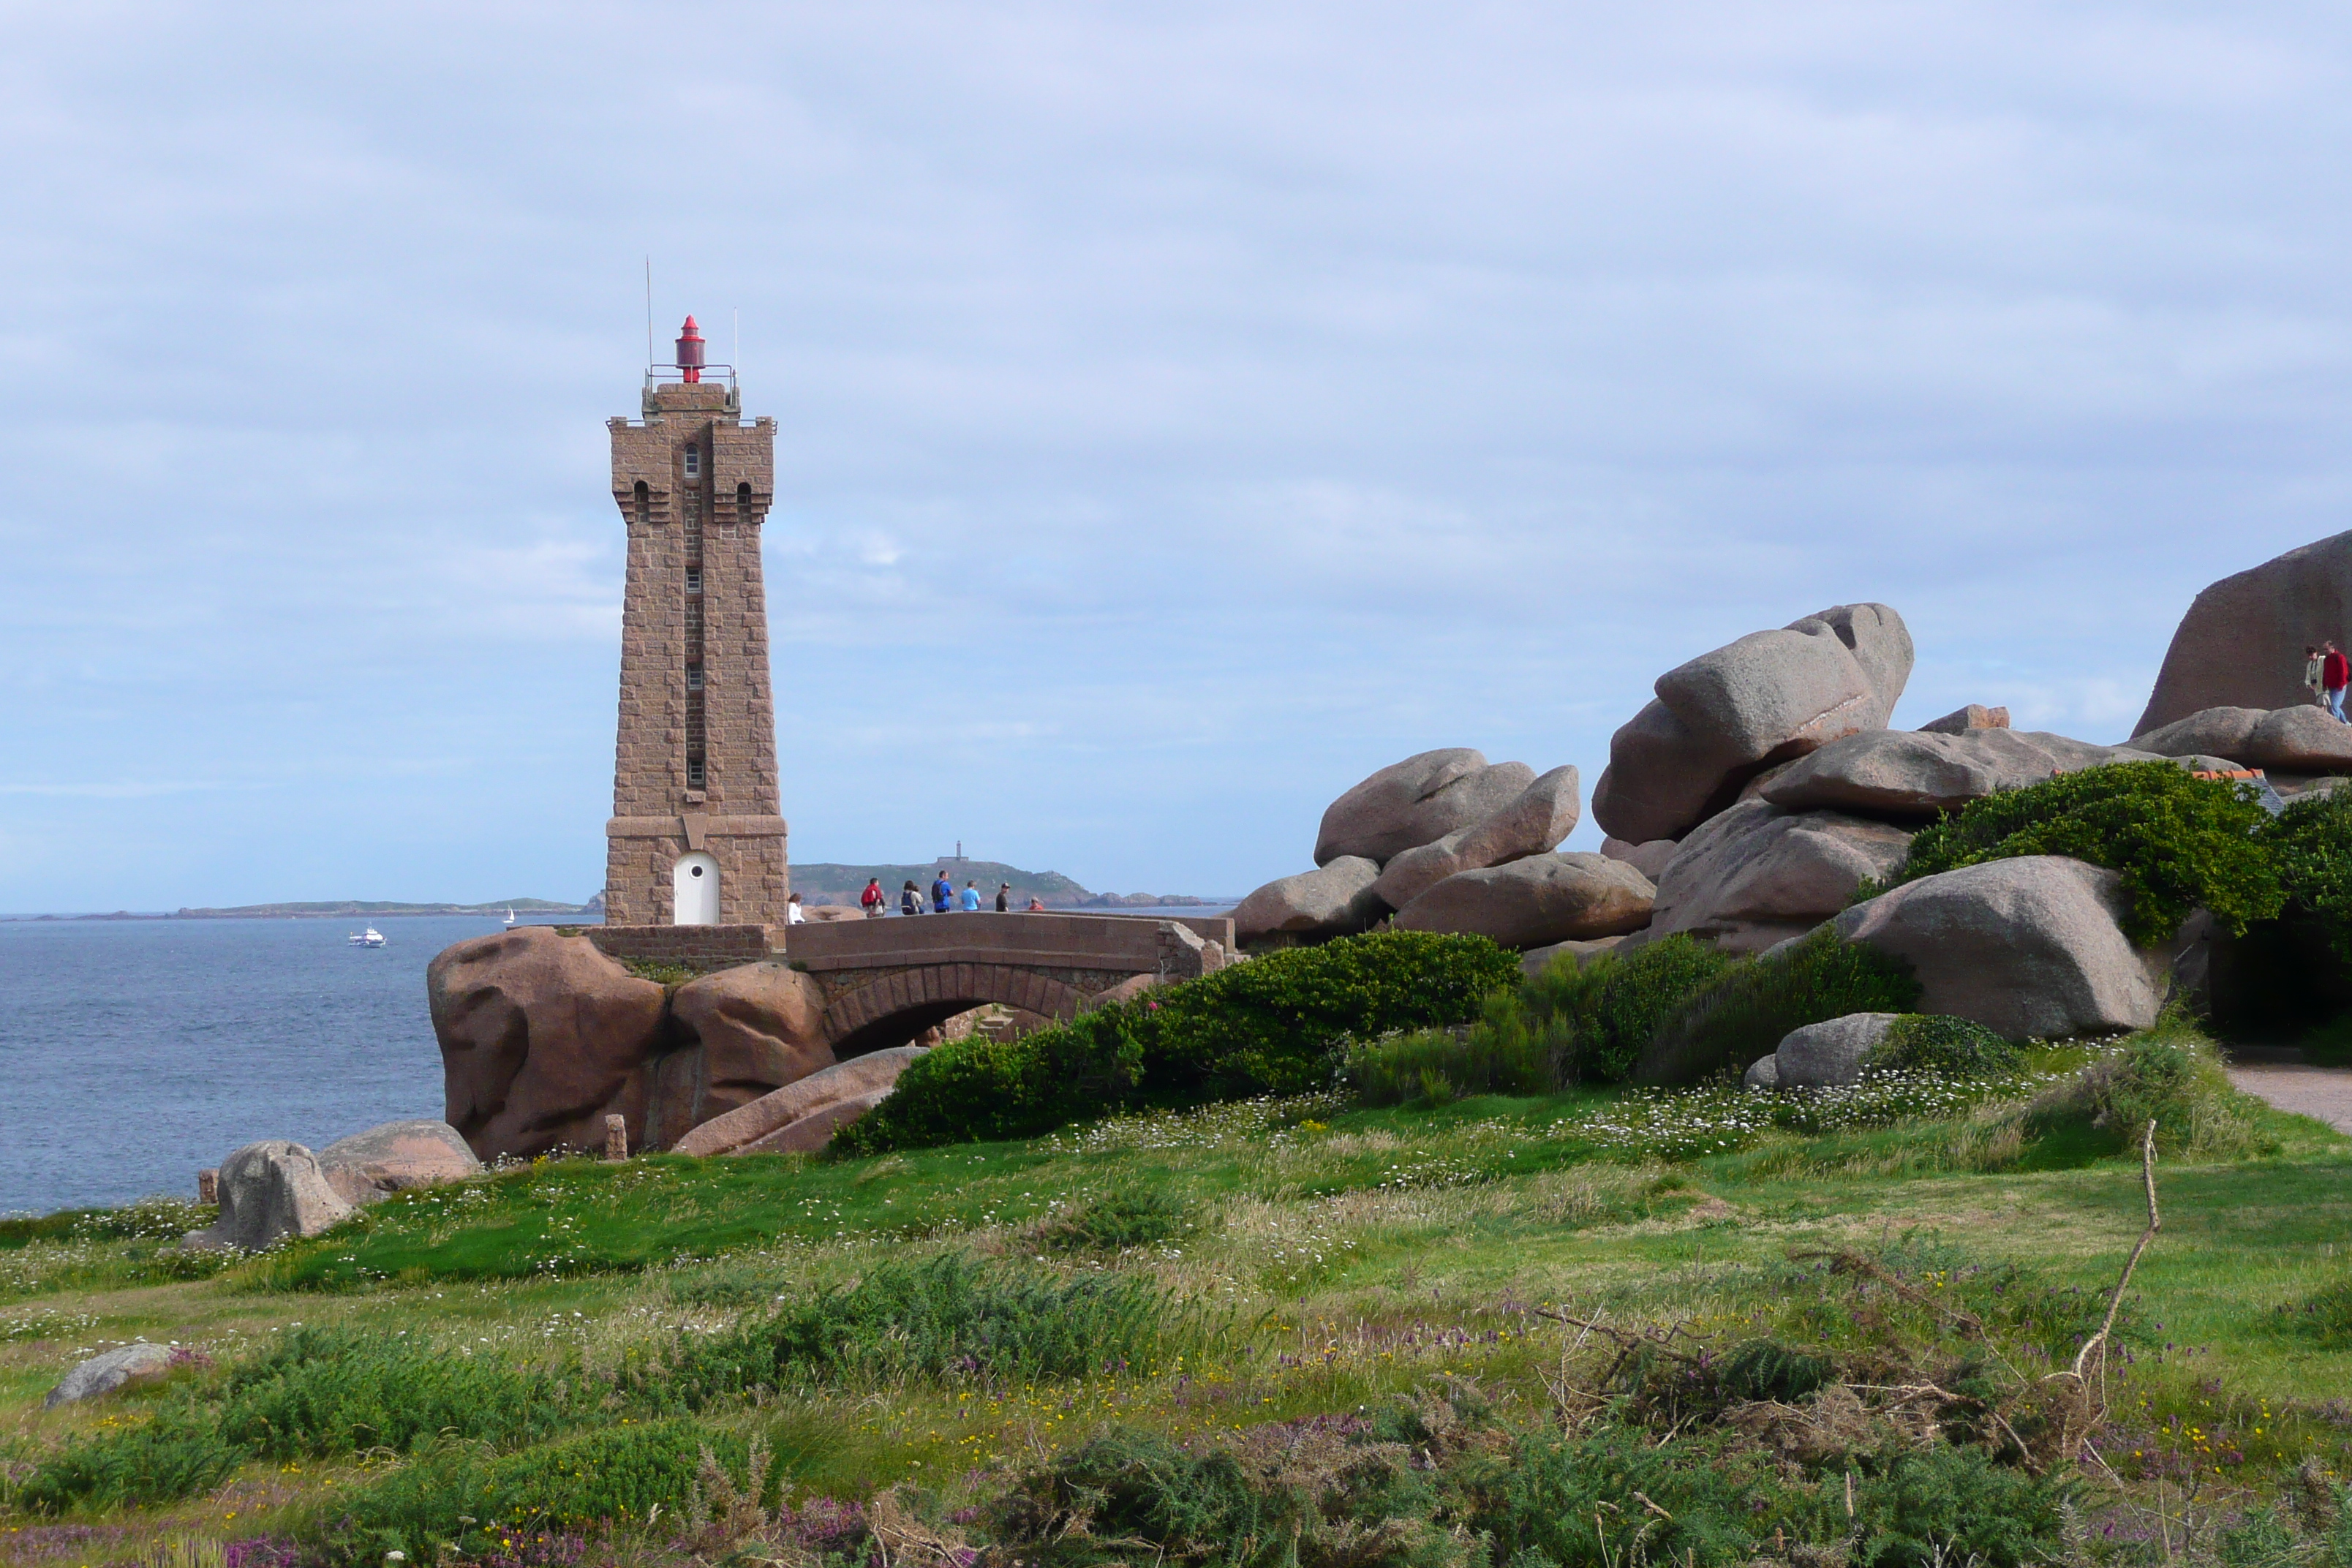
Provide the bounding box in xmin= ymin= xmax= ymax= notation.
xmin=601 ymin=317 xmax=788 ymax=929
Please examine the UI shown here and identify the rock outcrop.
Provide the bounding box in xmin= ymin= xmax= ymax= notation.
xmin=45 ymin=1343 xmax=176 ymax=1409
xmin=1918 ymin=704 xmax=2010 ymax=735
xmin=1591 ymin=603 xmax=1914 ymax=844
xmin=666 ymin=962 xmax=835 ymax=1124
xmin=1770 ymin=1012 xmax=1901 ymax=1088
xmin=1758 ymin=729 xmax=2130 ymax=818
xmin=1395 ymin=853 xmax=1654 ymax=949
xmin=1830 ymin=856 xmax=2166 ymax=1040
xmin=1600 ymin=837 xmax=1677 ymax=882
xmin=2130 ymin=704 xmax=2352 ymax=774
xmin=183 ymin=1141 xmax=353 ymax=1251
xmin=1646 ymin=802 xmax=1913 ymax=954
xmin=1371 ymin=766 xmax=1580 ymax=911
xmin=672 ymin=1047 xmax=929 ymax=1156
xmin=1314 ymin=750 xmax=1537 ymax=866
xmin=1230 ymin=856 xmax=1387 ymax=946
xmin=316 ymin=1120 xmax=481 ymax=1207
xmin=2136 ymin=529 xmax=2352 ymax=734
xmin=431 ymin=927 xmax=670 ymax=1162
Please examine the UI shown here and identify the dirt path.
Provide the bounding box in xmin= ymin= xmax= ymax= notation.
xmin=2225 ymin=1062 xmax=2352 ymax=1134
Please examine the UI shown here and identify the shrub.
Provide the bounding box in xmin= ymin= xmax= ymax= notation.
xmin=1890 ymin=761 xmax=2280 ymax=945
xmin=840 ymin=931 xmax=1519 ymax=1152
xmin=2032 ymin=1014 xmax=2272 ymax=1159
xmin=983 ymin=1429 xmax=1316 ymax=1568
xmin=1637 ymin=928 xmax=1921 ymax=1085
xmin=2262 ymin=787 xmax=2352 ymax=971
xmin=13 ymin=1408 xmax=244 ymax=1515
xmin=1348 ymin=998 xmax=1560 ymax=1107
xmin=1865 ymin=1015 xmax=2022 ymax=1077
xmin=647 ymin=1254 xmax=1197 ymax=1404
xmin=1036 ymin=1188 xmax=1196 ymax=1253
xmin=331 ymin=1420 xmax=757 ymax=1563
xmin=216 ymin=1324 xmax=575 ymax=1459
xmin=15 ymin=1326 xmax=579 ymax=1513
xmin=1527 ymin=935 xmax=1740 ymax=1084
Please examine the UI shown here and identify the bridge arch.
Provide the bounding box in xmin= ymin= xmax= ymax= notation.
xmin=821 ymin=962 xmax=1090 ymax=1058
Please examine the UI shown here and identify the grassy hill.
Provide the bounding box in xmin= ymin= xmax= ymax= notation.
xmin=3 ymin=1011 xmax=2346 ymax=1565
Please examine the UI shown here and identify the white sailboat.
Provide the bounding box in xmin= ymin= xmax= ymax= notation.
xmin=504 ymin=906 xmax=517 ymax=927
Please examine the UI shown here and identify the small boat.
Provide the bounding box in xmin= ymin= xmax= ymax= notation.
xmin=503 ymin=907 xmax=517 ymax=927
xmin=348 ymin=927 xmax=386 ymax=948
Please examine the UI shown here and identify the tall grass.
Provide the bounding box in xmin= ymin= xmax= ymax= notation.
xmin=645 ymin=1254 xmax=1208 ymax=1406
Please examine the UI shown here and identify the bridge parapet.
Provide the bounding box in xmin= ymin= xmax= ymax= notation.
xmin=781 ymin=911 xmax=1228 ymax=973
xmin=783 ymin=912 xmax=1235 ymax=1054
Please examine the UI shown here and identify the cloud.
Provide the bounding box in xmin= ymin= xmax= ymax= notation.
xmin=2 ymin=1 xmax=2349 ymax=906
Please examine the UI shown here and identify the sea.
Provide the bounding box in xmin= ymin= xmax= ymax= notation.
xmin=0 ymin=913 xmax=579 ymax=1217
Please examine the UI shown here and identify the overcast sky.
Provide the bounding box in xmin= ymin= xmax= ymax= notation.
xmin=2 ymin=1 xmax=2347 ymax=912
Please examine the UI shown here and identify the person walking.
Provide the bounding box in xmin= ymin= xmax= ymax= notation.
xmin=2326 ymin=642 xmax=2349 ymax=723
xmin=931 ymin=870 xmax=954 ymax=913
xmin=786 ymin=892 xmax=807 ymax=925
xmin=960 ymin=880 xmax=982 ymax=911
xmin=900 ymin=879 xmax=924 ymax=916
xmin=2307 ymin=647 xmax=2327 ymax=705
xmin=995 ymin=882 xmax=1011 ymax=912
xmin=860 ymin=878 xmax=886 ymax=918
xmin=1025 ymin=895 xmax=1046 ymax=911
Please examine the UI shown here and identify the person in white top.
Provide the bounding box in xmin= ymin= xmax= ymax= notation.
xmin=785 ymin=893 xmax=807 ymax=924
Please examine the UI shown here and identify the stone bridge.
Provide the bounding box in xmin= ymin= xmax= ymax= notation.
xmin=781 ymin=912 xmax=1235 ymax=1055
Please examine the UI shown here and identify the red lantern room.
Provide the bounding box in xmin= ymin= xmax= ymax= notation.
xmin=674 ymin=315 xmax=706 ymax=382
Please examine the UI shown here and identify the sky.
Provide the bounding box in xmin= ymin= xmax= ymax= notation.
xmin=2 ymin=1 xmax=2350 ymax=913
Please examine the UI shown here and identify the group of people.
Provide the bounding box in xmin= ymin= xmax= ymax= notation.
xmin=859 ymin=875 xmax=1046 ymax=917
xmin=2308 ymin=643 xmax=2352 ymax=722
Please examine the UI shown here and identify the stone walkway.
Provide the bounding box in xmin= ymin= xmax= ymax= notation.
xmin=2225 ymin=1062 xmax=2352 ymax=1134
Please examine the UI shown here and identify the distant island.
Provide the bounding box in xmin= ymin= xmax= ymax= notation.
xmin=38 ymin=897 xmax=600 ymax=921
xmin=14 ymin=867 xmax=1223 ymax=922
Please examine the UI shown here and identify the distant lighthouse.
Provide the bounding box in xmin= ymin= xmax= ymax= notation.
xmin=600 ymin=320 xmax=788 ymax=928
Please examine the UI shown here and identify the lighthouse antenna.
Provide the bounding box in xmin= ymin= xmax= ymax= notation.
xmin=644 ymin=258 xmax=654 ymax=366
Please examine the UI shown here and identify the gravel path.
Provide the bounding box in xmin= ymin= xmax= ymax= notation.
xmin=2225 ymin=1063 xmax=2352 ymax=1134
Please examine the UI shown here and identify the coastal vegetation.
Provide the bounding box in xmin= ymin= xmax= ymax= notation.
xmin=4 ymin=1000 xmax=2348 ymax=1568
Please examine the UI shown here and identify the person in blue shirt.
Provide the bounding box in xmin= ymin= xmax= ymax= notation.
xmin=960 ymin=881 xmax=982 ymax=911
xmin=931 ymin=872 xmax=954 ymax=913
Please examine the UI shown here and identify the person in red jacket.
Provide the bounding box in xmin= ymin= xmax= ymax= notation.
xmin=2325 ymin=642 xmax=2349 ymax=722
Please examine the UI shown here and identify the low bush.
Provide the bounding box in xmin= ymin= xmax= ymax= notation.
xmin=1036 ymin=1187 xmax=1196 ymax=1253
xmin=331 ymin=1420 xmax=758 ymax=1564
xmin=1528 ymin=934 xmax=1739 ymax=1084
xmin=839 ymin=931 xmax=1519 ymax=1152
xmin=1637 ymin=928 xmax=1921 ymax=1085
xmin=1352 ymin=935 xmax=1748 ymax=1106
xmin=15 ymin=1326 xmax=581 ymax=1515
xmin=1890 ymin=761 xmax=2280 ymax=944
xmin=1865 ymin=1014 xmax=2022 ymax=1077
xmin=12 ymin=1408 xmax=245 ymax=1515
xmin=645 ymin=1254 xmax=1199 ymax=1404
xmin=216 ymin=1324 xmax=576 ymax=1460
xmin=1347 ymin=998 xmax=1558 ymax=1107
xmin=2031 ymin=1014 xmax=2272 ymax=1159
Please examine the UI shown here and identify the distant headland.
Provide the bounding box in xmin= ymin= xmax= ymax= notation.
xmin=7 ymin=862 xmax=1222 ymax=922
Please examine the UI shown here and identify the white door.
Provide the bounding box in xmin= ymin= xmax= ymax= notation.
xmin=672 ymin=851 xmax=721 ymax=925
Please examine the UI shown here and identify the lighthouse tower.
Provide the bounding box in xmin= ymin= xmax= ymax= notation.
xmin=602 ymin=318 xmax=788 ymax=928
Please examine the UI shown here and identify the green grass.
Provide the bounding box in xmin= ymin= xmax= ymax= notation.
xmin=4 ymin=1019 xmax=2349 ymax=1568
